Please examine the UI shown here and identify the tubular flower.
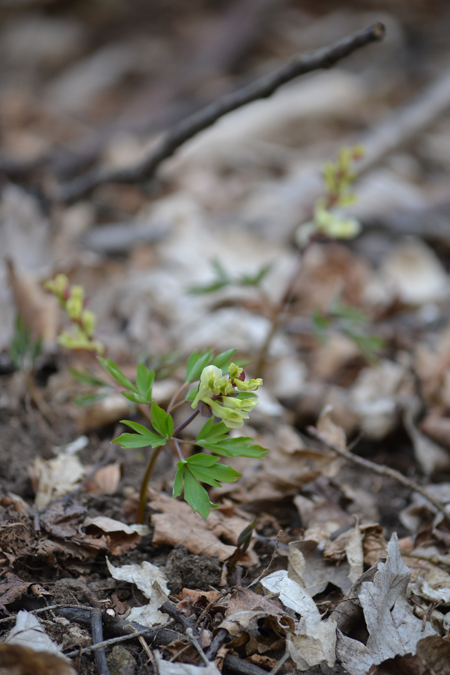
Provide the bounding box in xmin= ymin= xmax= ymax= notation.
xmin=203 ymin=397 xmax=249 ymax=429
xmin=192 ymin=363 xmax=263 ymax=428
xmin=191 ymin=365 xmax=233 ymax=409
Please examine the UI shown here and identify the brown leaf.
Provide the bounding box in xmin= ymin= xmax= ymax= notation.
xmin=362 ymin=525 xmax=388 ymax=567
xmin=149 ymin=491 xmax=258 ymax=565
xmin=83 ymin=516 xmax=147 ymax=555
xmin=0 ymin=573 xmax=31 ymax=612
xmin=84 ymin=462 xmax=122 ymax=494
xmin=226 ymin=588 xmax=284 ymax=616
xmin=371 ymin=635 xmax=450 ymax=675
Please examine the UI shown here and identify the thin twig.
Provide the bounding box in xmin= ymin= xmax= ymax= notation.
xmin=57 ymin=23 xmax=384 ymax=203
xmin=249 ymin=531 xmax=282 ymax=588
xmin=160 ymin=601 xmax=198 ymax=636
xmin=186 ymin=627 xmax=210 ymax=666
xmin=91 ymin=608 xmax=111 ymax=675
xmin=64 ymin=625 xmax=168 ymax=658
xmin=307 ymin=427 xmax=450 ymax=522
xmin=205 ymin=627 xmax=229 ymax=661
xmin=0 ymin=604 xmax=98 ymax=625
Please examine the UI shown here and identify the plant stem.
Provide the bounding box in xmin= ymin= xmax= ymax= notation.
xmin=173 ymin=408 xmax=200 ymax=435
xmin=173 ymin=438 xmax=185 ymax=462
xmin=136 ymin=445 xmax=165 ymax=524
xmin=135 ymin=408 xmax=200 ymax=523
xmin=167 ymin=381 xmax=190 ymax=412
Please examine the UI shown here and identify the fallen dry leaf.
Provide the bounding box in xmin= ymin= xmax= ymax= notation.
xmin=84 ymin=462 xmax=122 ymax=494
xmin=336 ymin=534 xmax=437 ymax=674
xmin=31 ymin=453 xmax=85 ymax=509
xmin=149 ymin=491 xmax=258 ymax=565
xmin=289 ymin=539 xmax=352 ymax=596
xmin=106 ymin=558 xmax=170 ymax=627
xmin=83 ymin=516 xmax=149 ymax=555
xmin=4 ymin=611 xmax=76 ymax=674
xmin=0 ymin=573 xmax=31 ymax=612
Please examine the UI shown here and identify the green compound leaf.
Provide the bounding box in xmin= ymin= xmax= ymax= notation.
xmin=112 ymin=420 xmax=166 ymax=448
xmin=98 ymin=357 xmax=139 ymax=393
xmin=136 ymin=363 xmax=155 ymax=400
xmin=151 ymin=402 xmax=174 ymax=438
xmin=185 ymin=349 xmax=213 ymax=383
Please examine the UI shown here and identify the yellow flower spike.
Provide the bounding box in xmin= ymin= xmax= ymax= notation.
xmin=66 ymin=285 xmax=84 ymax=320
xmin=81 ymin=309 xmax=96 ymax=337
xmin=44 ymin=273 xmax=70 ymax=303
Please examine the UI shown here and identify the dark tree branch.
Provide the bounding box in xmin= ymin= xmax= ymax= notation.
xmin=57 ymin=23 xmax=384 ymax=204
xmin=90 ymin=608 xmax=111 ymax=675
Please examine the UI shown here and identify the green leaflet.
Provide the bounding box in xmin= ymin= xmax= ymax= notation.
xmin=112 ymin=420 xmax=166 ymax=449
xmin=172 ymin=454 xmax=240 ymax=519
xmin=151 ymin=402 xmax=174 ymax=438
xmin=98 ymin=357 xmax=139 ymax=393
xmin=196 ymin=419 xmax=269 ymax=458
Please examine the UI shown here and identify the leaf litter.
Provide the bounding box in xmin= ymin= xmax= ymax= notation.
xmin=2 ymin=2 xmax=450 ymax=675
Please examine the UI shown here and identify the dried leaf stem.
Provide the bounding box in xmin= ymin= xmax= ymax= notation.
xmin=58 ymin=23 xmax=384 ymax=203
xmin=307 ymin=426 xmax=449 ymax=522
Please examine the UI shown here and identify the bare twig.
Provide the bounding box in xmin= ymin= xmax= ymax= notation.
xmin=57 ymin=23 xmax=384 ymax=203
xmin=186 ymin=627 xmax=210 ymax=666
xmin=160 ymin=601 xmax=199 ymax=636
xmin=205 ymin=628 xmax=229 ymax=661
xmin=307 ymin=426 xmax=450 ymax=522
xmin=223 ymin=653 xmax=269 ymax=675
xmin=64 ymin=625 xmax=172 ymax=658
xmin=249 ymin=531 xmax=282 ymax=588
xmin=91 ymin=608 xmax=111 ymax=675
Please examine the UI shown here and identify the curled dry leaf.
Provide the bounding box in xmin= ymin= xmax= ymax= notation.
xmin=83 ymin=516 xmax=150 ymax=555
xmin=0 ymin=573 xmax=31 ymax=612
xmin=3 ymin=611 xmax=76 ymax=674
